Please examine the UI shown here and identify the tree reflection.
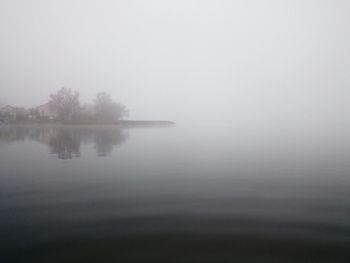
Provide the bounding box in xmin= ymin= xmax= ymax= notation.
xmin=0 ymin=125 xmax=129 ymax=159
xmin=94 ymin=129 xmax=129 ymax=157
xmin=0 ymin=126 xmax=33 ymax=142
xmin=49 ymin=129 xmax=81 ymax=159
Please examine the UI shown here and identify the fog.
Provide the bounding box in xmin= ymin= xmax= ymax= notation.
xmin=2 ymin=2 xmax=350 ymax=261
xmin=1 ymin=0 xmax=350 ymax=129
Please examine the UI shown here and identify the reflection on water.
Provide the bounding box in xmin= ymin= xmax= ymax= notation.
xmin=0 ymin=125 xmax=129 ymax=159
xmin=0 ymin=125 xmax=349 ymax=262
xmin=48 ymin=129 xmax=82 ymax=159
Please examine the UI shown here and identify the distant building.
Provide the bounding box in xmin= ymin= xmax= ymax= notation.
xmin=35 ymin=103 xmax=57 ymax=120
xmin=0 ymin=105 xmax=17 ymax=120
xmin=0 ymin=105 xmax=32 ymax=121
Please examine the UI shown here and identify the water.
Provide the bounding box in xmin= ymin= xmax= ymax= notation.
xmin=0 ymin=124 xmax=349 ymax=262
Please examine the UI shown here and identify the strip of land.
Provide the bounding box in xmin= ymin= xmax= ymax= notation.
xmin=1 ymin=120 xmax=175 ymax=127
xmin=63 ymin=120 xmax=175 ymax=126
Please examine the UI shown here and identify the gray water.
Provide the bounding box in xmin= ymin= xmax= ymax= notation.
xmin=0 ymin=125 xmax=349 ymax=262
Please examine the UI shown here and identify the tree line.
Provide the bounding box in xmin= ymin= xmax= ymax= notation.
xmin=48 ymin=87 xmax=129 ymax=122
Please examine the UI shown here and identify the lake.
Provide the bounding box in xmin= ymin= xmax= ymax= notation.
xmin=0 ymin=124 xmax=349 ymax=262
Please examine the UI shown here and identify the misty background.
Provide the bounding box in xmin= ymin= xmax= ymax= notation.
xmin=1 ymin=0 xmax=349 ymax=130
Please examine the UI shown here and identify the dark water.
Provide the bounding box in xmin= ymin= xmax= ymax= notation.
xmin=0 ymin=124 xmax=349 ymax=262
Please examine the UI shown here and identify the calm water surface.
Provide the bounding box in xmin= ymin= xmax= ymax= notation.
xmin=0 ymin=124 xmax=349 ymax=262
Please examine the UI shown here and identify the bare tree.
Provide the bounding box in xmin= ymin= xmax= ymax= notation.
xmin=94 ymin=92 xmax=128 ymax=121
xmin=49 ymin=88 xmax=80 ymax=121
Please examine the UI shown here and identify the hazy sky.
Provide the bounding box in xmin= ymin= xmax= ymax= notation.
xmin=1 ymin=0 xmax=349 ymax=126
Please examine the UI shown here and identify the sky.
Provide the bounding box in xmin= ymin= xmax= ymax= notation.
xmin=0 ymin=0 xmax=349 ymax=128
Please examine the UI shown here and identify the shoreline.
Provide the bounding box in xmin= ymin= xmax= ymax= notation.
xmin=1 ymin=120 xmax=175 ymax=127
